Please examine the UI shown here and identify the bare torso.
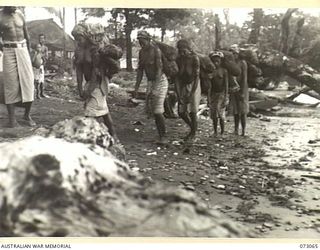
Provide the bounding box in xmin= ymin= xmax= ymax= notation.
xmin=139 ymin=44 xmax=161 ymax=81
xmin=0 ymin=10 xmax=26 ymax=42
xmin=211 ymin=67 xmax=227 ymax=93
xmin=177 ymin=54 xmax=199 ymax=84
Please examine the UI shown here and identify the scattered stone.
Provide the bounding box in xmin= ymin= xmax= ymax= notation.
xmin=308 ymin=139 xmax=319 ymax=144
xmin=185 ymin=185 xmax=195 ymax=191
xmin=217 ymin=185 xmax=226 ymax=190
xmin=131 ymin=121 xmax=144 ymax=126
xmin=260 ymin=117 xmax=271 ymax=122
xmin=146 ymin=152 xmax=157 ymax=156
xmin=219 ymin=166 xmax=229 ymax=170
xmin=299 ymin=156 xmax=310 ymax=162
xmin=173 ymin=152 xmax=179 ymax=156
xmin=263 ymin=223 xmax=273 ymax=229
xmin=172 ymin=141 xmax=181 ymax=146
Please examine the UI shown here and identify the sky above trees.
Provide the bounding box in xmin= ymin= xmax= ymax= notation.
xmin=24 ymin=7 xmax=320 ymax=36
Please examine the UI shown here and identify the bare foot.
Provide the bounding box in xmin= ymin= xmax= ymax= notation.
xmin=185 ymin=133 xmax=196 ymax=143
xmin=210 ymin=132 xmax=218 ymax=137
xmin=23 ymin=116 xmax=36 ymax=127
xmin=234 ymin=130 xmax=239 ymax=135
xmin=156 ymin=137 xmax=169 ymax=145
xmin=6 ymin=120 xmax=20 ymax=128
xmin=183 ymin=132 xmax=195 ymax=141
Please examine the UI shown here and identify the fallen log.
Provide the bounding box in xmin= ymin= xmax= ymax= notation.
xmin=286 ymin=86 xmax=311 ymax=100
xmin=241 ymin=45 xmax=320 ymax=95
xmin=305 ymin=90 xmax=320 ymax=101
xmin=301 ymin=174 xmax=320 ymax=180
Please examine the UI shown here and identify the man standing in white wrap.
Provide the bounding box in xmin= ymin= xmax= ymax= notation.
xmin=0 ymin=6 xmax=35 ymax=128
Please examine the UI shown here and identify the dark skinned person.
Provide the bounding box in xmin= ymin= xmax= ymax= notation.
xmin=0 ymin=6 xmax=35 ymax=127
xmin=229 ymin=44 xmax=249 ymax=136
xmin=175 ymin=39 xmax=201 ymax=142
xmin=134 ymin=31 xmax=169 ymax=145
xmin=208 ymin=51 xmax=229 ymax=136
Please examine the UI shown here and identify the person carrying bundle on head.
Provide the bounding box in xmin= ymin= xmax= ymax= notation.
xmin=175 ymin=39 xmax=201 ymax=142
xmin=134 ymin=30 xmax=169 ymax=145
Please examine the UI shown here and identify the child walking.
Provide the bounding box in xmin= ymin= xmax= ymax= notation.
xmin=208 ymin=51 xmax=229 ymax=136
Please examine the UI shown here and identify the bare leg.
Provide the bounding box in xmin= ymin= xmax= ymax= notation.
xmin=213 ymin=117 xmax=218 ymax=135
xmin=23 ymin=102 xmax=36 ymax=126
xmin=154 ymin=113 xmax=168 ymax=144
xmin=234 ymin=114 xmax=239 ymax=135
xmin=178 ymin=111 xmax=192 ymax=128
xmin=76 ymin=65 xmax=84 ymax=99
xmin=188 ymin=112 xmax=198 ymax=140
xmin=35 ymin=81 xmax=41 ymax=99
xmin=102 ymin=113 xmax=118 ymax=142
xmin=240 ymin=114 xmax=247 ymax=136
xmin=6 ymin=104 xmax=19 ymax=128
xmin=220 ymin=118 xmax=225 ymax=135
xmin=40 ymin=82 xmax=48 ymax=98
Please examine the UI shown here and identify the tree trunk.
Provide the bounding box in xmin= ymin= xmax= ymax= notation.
xmin=124 ymin=9 xmax=133 ymax=71
xmin=223 ymin=9 xmax=230 ymax=45
xmin=279 ymin=8 xmax=298 ymax=54
xmin=161 ymin=27 xmax=166 ymax=42
xmin=74 ymin=8 xmax=78 ymax=25
xmin=254 ymin=47 xmax=320 ymax=94
xmin=62 ymin=8 xmax=67 ymax=71
xmin=214 ymin=14 xmax=221 ymax=50
xmin=288 ymin=18 xmax=304 ymax=58
xmin=247 ymin=8 xmax=263 ymax=44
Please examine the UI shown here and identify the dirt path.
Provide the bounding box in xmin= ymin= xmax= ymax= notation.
xmin=0 ymin=84 xmax=319 ymax=238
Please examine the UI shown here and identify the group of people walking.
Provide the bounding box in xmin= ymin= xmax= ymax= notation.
xmin=0 ymin=6 xmax=248 ymax=147
xmin=134 ymin=30 xmax=249 ymax=145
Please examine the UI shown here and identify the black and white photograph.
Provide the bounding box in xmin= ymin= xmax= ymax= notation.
xmin=0 ymin=6 xmax=320 ymax=239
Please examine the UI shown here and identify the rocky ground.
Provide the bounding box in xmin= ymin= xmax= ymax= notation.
xmin=0 ymin=74 xmax=319 ymax=238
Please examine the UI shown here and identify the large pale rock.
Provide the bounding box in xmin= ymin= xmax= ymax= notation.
xmin=0 ymin=136 xmax=253 ymax=237
xmin=46 ymin=116 xmax=125 ymax=160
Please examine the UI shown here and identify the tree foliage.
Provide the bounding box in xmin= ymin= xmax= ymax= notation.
xmin=148 ymin=9 xmax=191 ymax=41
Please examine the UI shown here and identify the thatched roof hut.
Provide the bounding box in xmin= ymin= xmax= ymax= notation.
xmin=27 ymin=18 xmax=75 ymax=52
